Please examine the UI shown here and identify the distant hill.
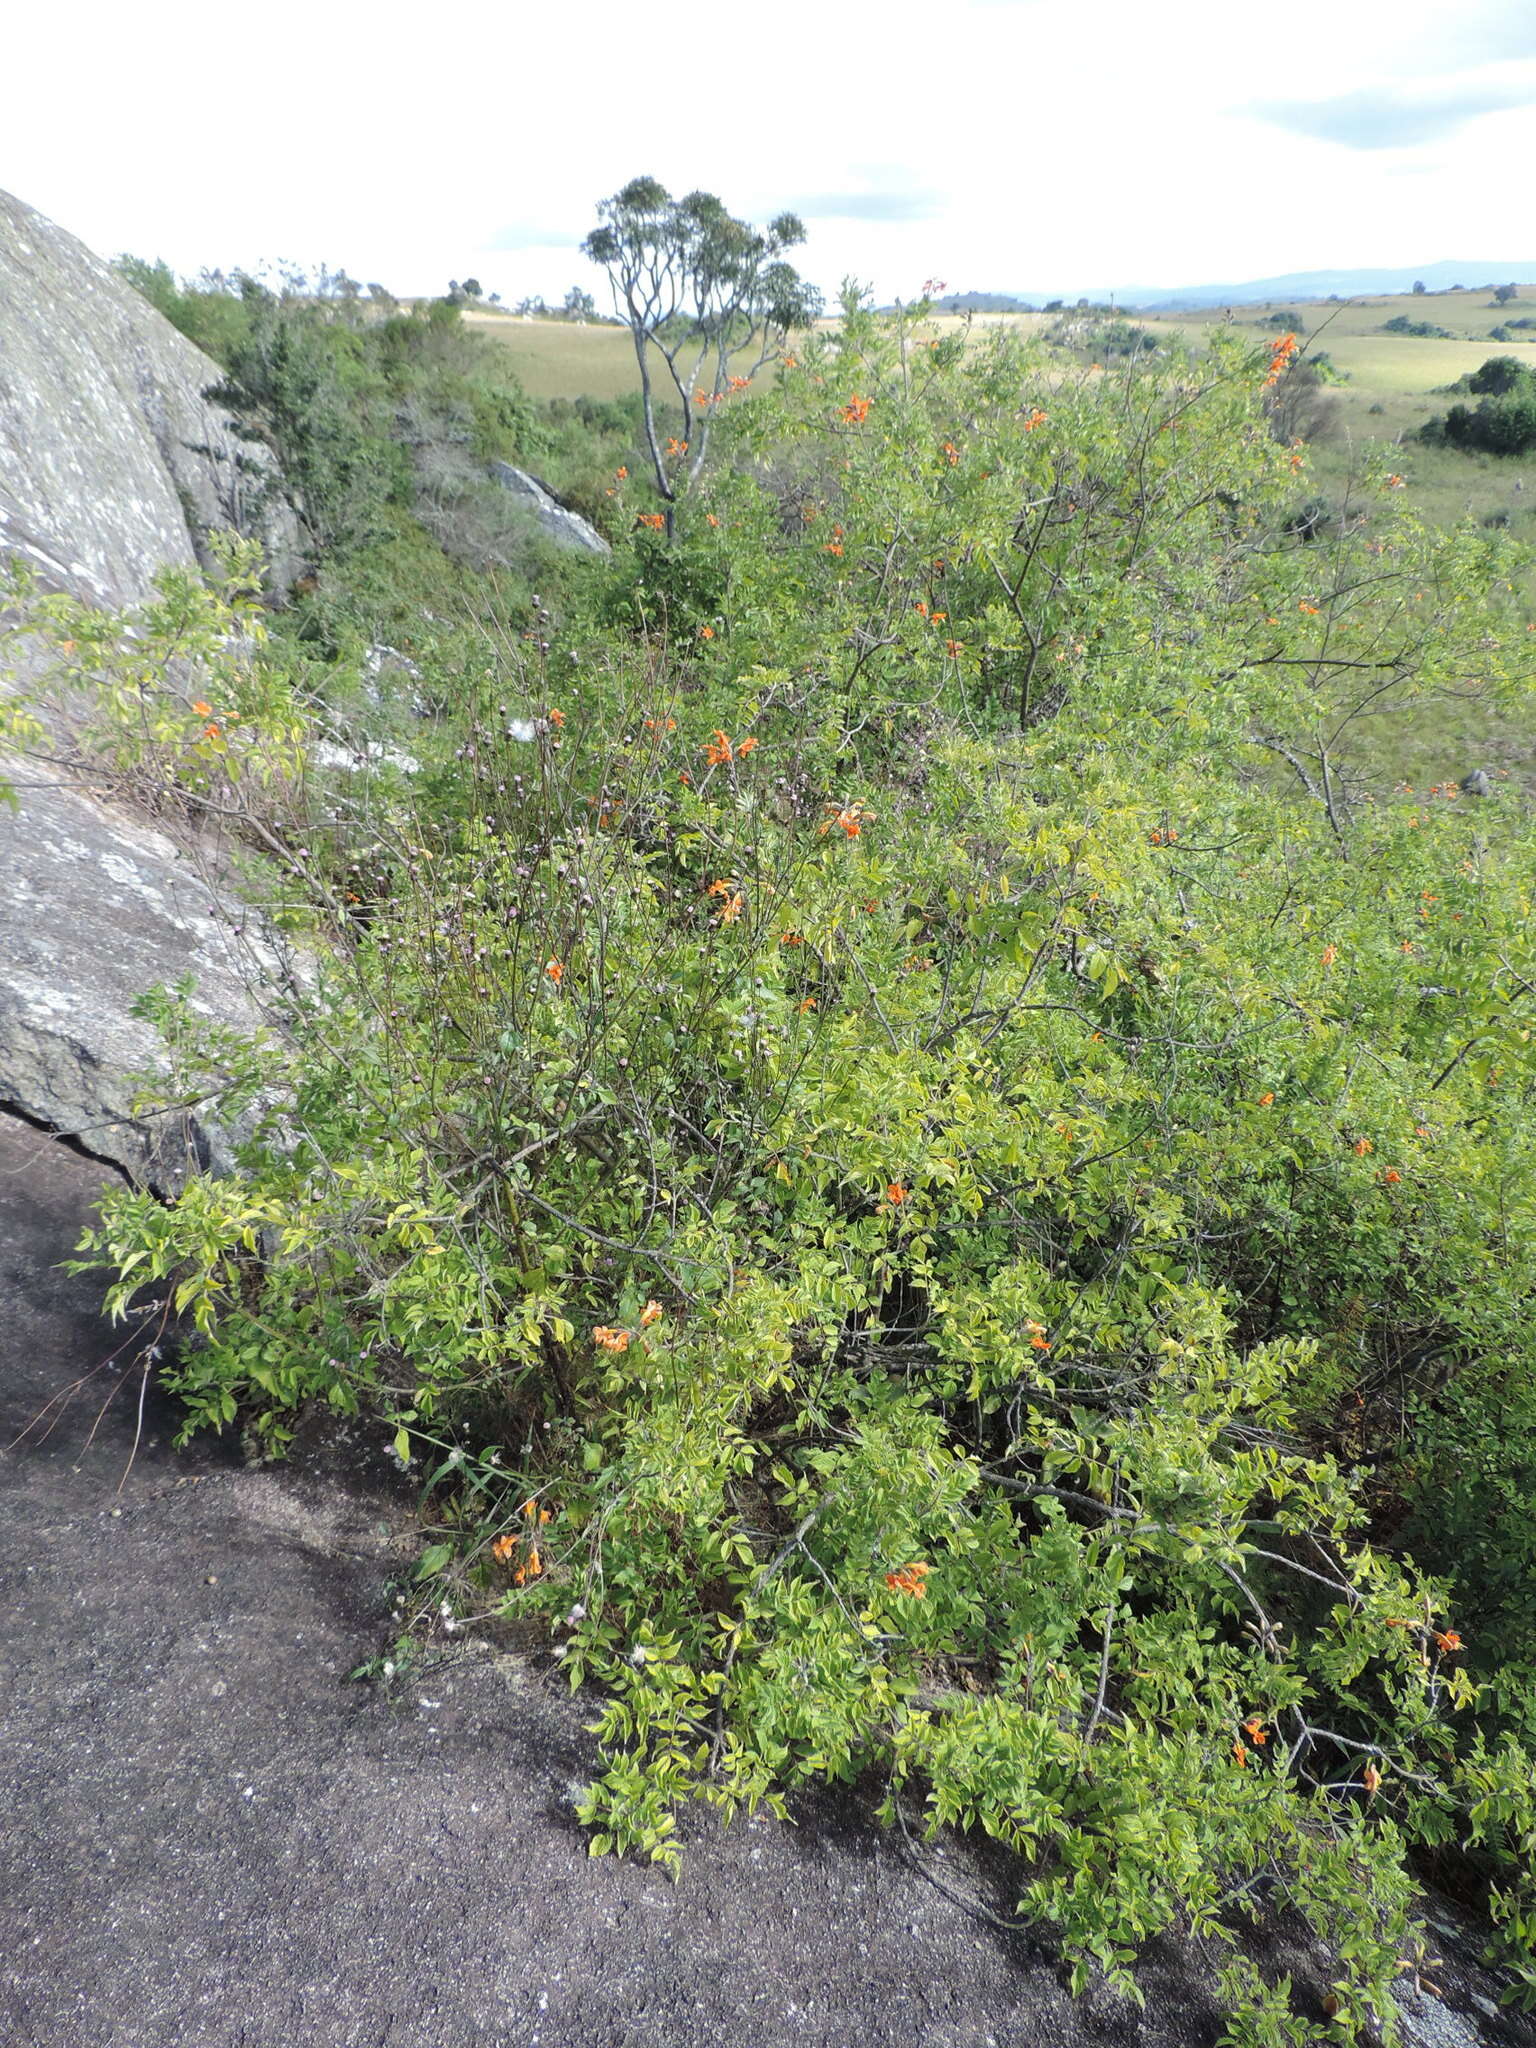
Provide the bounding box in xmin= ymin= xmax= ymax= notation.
xmin=970 ymin=261 xmax=1536 ymax=313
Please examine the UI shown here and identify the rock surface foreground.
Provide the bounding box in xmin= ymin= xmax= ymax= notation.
xmin=0 ymin=1114 xmax=1524 ymax=2048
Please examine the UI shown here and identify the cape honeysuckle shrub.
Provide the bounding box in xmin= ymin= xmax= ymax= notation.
xmin=74 ymin=303 xmax=1536 ymax=2038
xmin=1 ymin=539 xmax=309 ymax=838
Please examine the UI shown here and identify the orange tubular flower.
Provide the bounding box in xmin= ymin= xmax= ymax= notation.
xmin=615 ymin=466 xmax=628 ymax=480
xmin=666 ymin=437 xmax=688 ymax=456
xmin=1241 ymin=1716 xmax=1269 ymax=1747
xmin=202 ymin=723 xmax=221 ymax=740
xmin=717 ymin=891 xmax=746 ymax=924
xmin=728 ymin=375 xmax=750 ymax=391
xmin=1362 ymin=1761 xmax=1381 ymax=1794
xmin=548 ymin=707 xmax=566 ymax=728
xmin=942 ymin=440 xmax=959 ymax=466
xmin=1434 ymin=1629 xmax=1464 ymax=1654
xmin=637 ymin=512 xmax=666 ymax=530
xmin=1232 ymin=1741 xmax=1250 ymax=1769
xmin=1355 ymin=1138 xmax=1374 ymax=1157
xmin=945 ymin=639 xmax=963 ymax=657
xmin=1022 ymin=408 xmax=1048 ymax=431
xmin=884 ymin=1561 xmax=929 ymax=1598
xmin=1381 ymin=1168 xmax=1402 ymax=1184
xmin=1321 ymin=944 xmax=1337 ymax=968
xmin=703 ymin=730 xmax=734 ymax=766
xmin=1258 ymin=1092 xmax=1275 ymax=1107
xmin=492 ymin=1533 xmax=517 ymax=1563
xmin=640 ymin=1300 xmax=662 ymax=1327
xmin=191 ymin=699 xmax=212 ymax=717
xmin=886 ymin=1182 xmax=908 ymax=1205
xmin=841 ymin=394 xmax=872 ymax=425
xmin=698 ymin=624 xmax=715 ymax=640
xmin=593 ymin=1326 xmax=631 ymax=1353
xmin=545 ymin=958 xmax=563 ymax=984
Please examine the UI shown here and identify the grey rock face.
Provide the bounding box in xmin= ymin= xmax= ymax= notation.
xmin=0 ymin=186 xmax=300 ymax=606
xmin=0 ymin=767 xmax=298 ymax=1189
xmin=487 ymin=462 xmax=611 ymax=555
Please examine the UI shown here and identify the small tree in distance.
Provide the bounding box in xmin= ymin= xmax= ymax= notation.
xmin=583 ymin=177 xmax=822 ymax=521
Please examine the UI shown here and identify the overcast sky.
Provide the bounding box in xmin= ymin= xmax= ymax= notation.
xmin=6 ymin=0 xmax=1535 ymax=303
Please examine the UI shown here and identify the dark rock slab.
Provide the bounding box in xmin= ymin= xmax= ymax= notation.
xmin=1 ymin=1113 xmax=1527 ymax=2048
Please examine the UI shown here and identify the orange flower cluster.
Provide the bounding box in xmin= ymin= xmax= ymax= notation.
xmin=1381 ymin=1168 xmax=1402 ymax=1185
xmin=593 ymin=1325 xmax=631 ymax=1353
xmin=1258 ymin=1091 xmax=1275 ymax=1107
xmin=1026 ymin=1319 xmax=1050 ymax=1352
xmin=708 ymin=878 xmax=746 ymax=923
xmin=1149 ymin=827 xmax=1178 ymax=845
xmin=636 ymin=513 xmax=666 ymax=531
xmin=1434 ymin=1629 xmax=1463 ymax=1654
xmin=1354 ymin=1138 xmax=1374 ymax=1156
xmin=885 ymin=1182 xmax=908 ymax=1205
xmin=666 ymin=437 xmax=688 ymax=456
xmin=698 ymin=624 xmax=715 ymax=640
xmin=615 ymin=466 xmax=628 ymax=481
xmin=942 ymin=440 xmax=959 ymax=466
xmin=1321 ymin=944 xmax=1338 ymax=967
xmin=944 ymin=639 xmax=963 ymax=657
xmin=494 ymin=1498 xmax=553 ymax=1585
xmin=1383 ymin=473 xmax=1406 ymax=490
xmin=1022 ymin=408 xmax=1048 ymax=431
xmin=841 ymin=394 xmax=872 ymax=425
xmin=702 ymin=730 xmax=757 ymax=766
xmin=644 ymin=716 xmax=678 ymax=732
xmin=824 ymin=523 xmax=846 ymax=556
xmin=1263 ymin=333 xmax=1298 ymax=388
xmin=548 ymin=707 xmax=566 ymax=728
xmin=779 ymin=930 xmax=804 ymax=946
xmin=728 ymin=375 xmax=750 ymax=391
xmin=545 ymin=958 xmax=563 ymax=984
xmin=640 ymin=1300 xmax=663 ymax=1327
xmin=885 ymin=1560 xmax=930 ymax=1598
xmin=822 ymin=801 xmax=871 ymax=838
xmin=781 ymin=353 xmax=799 ymax=369
xmin=1241 ymin=1716 xmax=1268 ymax=1747
xmin=191 ymin=698 xmax=213 ymax=717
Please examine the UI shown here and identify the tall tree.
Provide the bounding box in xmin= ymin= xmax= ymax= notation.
xmin=583 ymin=178 xmax=821 ymax=519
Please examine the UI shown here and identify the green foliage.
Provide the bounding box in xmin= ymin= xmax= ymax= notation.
xmin=70 ymin=295 xmax=1536 ymax=2035
xmin=1382 ymin=316 xmax=1455 ymax=340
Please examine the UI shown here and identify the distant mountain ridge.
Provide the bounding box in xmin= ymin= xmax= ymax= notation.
xmin=934 ymin=261 xmax=1536 ymax=315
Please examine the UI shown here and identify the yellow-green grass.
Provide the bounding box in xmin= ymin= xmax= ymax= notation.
xmin=462 ymin=312 xmax=646 ymax=399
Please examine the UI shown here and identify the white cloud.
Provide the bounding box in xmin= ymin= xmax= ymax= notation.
xmin=1 ymin=0 xmax=1533 ymax=305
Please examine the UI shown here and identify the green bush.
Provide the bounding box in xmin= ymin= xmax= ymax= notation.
xmin=67 ymin=300 xmax=1536 ymax=2040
